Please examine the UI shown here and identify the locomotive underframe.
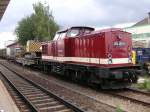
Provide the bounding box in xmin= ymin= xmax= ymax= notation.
xmin=39 ymin=59 xmax=140 ymax=89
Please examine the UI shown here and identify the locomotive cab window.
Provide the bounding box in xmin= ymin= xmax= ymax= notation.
xmin=67 ymin=29 xmax=80 ymax=37
xmin=53 ymin=32 xmax=67 ymax=40
xmin=59 ymin=32 xmax=67 ymax=40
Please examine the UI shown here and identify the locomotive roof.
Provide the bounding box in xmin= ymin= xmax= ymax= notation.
xmin=98 ymin=28 xmax=123 ymax=32
xmin=93 ymin=28 xmax=130 ymax=34
xmin=57 ymin=26 xmax=95 ymax=33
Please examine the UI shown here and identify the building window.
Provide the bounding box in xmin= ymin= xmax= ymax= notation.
xmin=132 ymin=33 xmax=150 ymax=38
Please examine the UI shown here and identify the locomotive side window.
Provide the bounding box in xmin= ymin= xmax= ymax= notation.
xmin=67 ymin=29 xmax=80 ymax=37
xmin=84 ymin=29 xmax=92 ymax=34
xmin=53 ymin=34 xmax=60 ymax=40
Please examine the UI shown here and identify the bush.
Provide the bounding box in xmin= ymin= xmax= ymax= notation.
xmin=116 ymin=106 xmax=123 ymax=112
xmin=137 ymin=77 xmax=150 ymax=91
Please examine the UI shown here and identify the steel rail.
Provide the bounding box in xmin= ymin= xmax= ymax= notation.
xmin=0 ymin=63 xmax=85 ymax=112
xmin=0 ymin=71 xmax=39 ymax=112
xmin=104 ymin=91 xmax=150 ymax=107
xmin=126 ymin=87 xmax=150 ymax=96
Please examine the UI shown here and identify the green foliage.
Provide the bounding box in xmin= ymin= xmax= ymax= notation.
xmin=15 ymin=2 xmax=59 ymax=45
xmin=15 ymin=16 xmax=35 ymax=45
xmin=137 ymin=77 xmax=150 ymax=91
xmin=116 ymin=106 xmax=123 ymax=112
xmin=32 ymin=2 xmax=59 ymax=40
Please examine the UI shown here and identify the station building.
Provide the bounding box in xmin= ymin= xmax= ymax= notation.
xmin=125 ymin=13 xmax=150 ymax=47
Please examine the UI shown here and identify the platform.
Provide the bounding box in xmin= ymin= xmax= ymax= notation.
xmin=0 ymin=80 xmax=20 ymax=112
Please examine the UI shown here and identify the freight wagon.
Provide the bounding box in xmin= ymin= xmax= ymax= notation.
xmin=0 ymin=49 xmax=6 ymax=59
xmin=16 ymin=40 xmax=41 ymax=65
xmin=6 ymin=41 xmax=24 ymax=61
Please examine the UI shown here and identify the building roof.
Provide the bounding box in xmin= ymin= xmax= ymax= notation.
xmin=6 ymin=41 xmax=19 ymax=48
xmin=0 ymin=0 xmax=10 ymax=20
xmin=133 ymin=17 xmax=149 ymax=27
xmin=132 ymin=13 xmax=150 ymax=27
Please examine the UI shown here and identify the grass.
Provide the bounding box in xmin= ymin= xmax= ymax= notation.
xmin=116 ymin=106 xmax=123 ymax=112
xmin=137 ymin=76 xmax=150 ymax=91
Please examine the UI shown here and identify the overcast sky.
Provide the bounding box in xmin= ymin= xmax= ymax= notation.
xmin=0 ymin=0 xmax=150 ymax=48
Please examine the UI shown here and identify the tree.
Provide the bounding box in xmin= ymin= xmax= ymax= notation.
xmin=15 ymin=16 xmax=35 ymax=45
xmin=15 ymin=2 xmax=59 ymax=45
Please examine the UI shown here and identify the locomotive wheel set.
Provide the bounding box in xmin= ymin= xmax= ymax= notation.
xmin=1 ymin=26 xmax=141 ymax=89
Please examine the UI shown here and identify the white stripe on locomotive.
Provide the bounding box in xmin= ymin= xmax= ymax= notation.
xmin=42 ymin=56 xmax=130 ymax=64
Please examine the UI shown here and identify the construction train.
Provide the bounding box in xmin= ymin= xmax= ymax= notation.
xmin=0 ymin=26 xmax=141 ymax=89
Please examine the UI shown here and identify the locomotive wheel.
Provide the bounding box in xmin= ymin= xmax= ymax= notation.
xmin=132 ymin=74 xmax=138 ymax=83
xmin=129 ymin=71 xmax=138 ymax=83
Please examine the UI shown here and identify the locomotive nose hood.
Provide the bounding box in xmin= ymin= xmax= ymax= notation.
xmin=104 ymin=30 xmax=132 ymax=65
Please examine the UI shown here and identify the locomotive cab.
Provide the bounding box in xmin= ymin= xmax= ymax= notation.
xmin=53 ymin=26 xmax=95 ymax=40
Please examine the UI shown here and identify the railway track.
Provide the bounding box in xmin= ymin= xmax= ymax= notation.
xmin=126 ymin=87 xmax=150 ymax=96
xmin=0 ymin=63 xmax=84 ymax=112
xmin=0 ymin=74 xmax=33 ymax=112
xmin=1 ymin=60 xmax=150 ymax=111
xmin=106 ymin=88 xmax=150 ymax=107
xmin=0 ymin=60 xmax=121 ymax=112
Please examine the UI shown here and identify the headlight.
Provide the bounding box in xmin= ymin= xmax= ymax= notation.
xmin=108 ymin=53 xmax=112 ymax=64
xmin=128 ymin=53 xmax=132 ymax=63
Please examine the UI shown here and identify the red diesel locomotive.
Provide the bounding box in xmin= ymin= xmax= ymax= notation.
xmin=41 ymin=26 xmax=140 ymax=89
